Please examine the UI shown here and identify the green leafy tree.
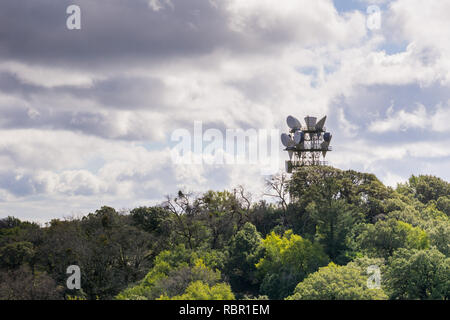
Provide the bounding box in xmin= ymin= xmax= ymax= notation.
xmin=116 ymin=245 xmax=227 ymax=300
xmin=306 ymin=199 xmax=364 ymax=263
xmin=196 ymin=190 xmax=245 ymax=249
xmin=289 ymin=166 xmax=393 ymax=225
xmin=256 ymin=230 xmax=328 ymax=299
xmin=287 ymin=262 xmax=387 ymax=300
xmin=425 ymin=219 xmax=450 ymax=256
xmin=385 ymin=248 xmax=450 ymax=299
xmin=0 ymin=241 xmax=35 ymax=269
xmin=436 ymin=196 xmax=450 ymax=216
xmin=400 ymin=175 xmax=450 ymax=204
xmin=248 ymin=201 xmax=281 ymax=236
xmin=226 ymin=222 xmax=264 ymax=296
xmin=158 ymin=281 xmax=235 ymax=300
xmin=356 ymin=219 xmax=429 ymax=259
xmin=161 ymin=192 xmax=211 ymax=250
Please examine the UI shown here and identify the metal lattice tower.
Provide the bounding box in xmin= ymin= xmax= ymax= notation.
xmin=281 ymin=115 xmax=332 ymax=173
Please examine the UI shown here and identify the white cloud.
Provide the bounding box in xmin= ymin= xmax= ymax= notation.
xmin=226 ymin=0 xmax=366 ymax=46
xmin=369 ymin=101 xmax=450 ymax=133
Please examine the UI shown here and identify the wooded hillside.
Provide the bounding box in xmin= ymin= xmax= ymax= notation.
xmin=1 ymin=166 xmax=449 ymax=300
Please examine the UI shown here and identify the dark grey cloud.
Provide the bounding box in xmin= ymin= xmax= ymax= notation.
xmin=0 ymin=0 xmax=333 ymax=71
xmin=0 ymin=0 xmax=242 ymax=69
xmin=0 ymin=71 xmax=168 ymax=139
xmin=0 ymin=71 xmax=166 ymax=109
xmin=0 ymin=1 xmax=214 ymax=64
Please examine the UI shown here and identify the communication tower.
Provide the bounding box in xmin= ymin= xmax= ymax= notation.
xmin=281 ymin=115 xmax=332 ymax=173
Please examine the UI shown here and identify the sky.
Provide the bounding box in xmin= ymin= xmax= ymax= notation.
xmin=0 ymin=0 xmax=449 ymax=222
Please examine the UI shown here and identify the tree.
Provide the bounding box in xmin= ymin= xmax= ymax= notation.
xmin=0 ymin=266 xmax=64 ymax=300
xmin=264 ymin=173 xmax=290 ymax=226
xmin=289 ymin=166 xmax=393 ymax=223
xmin=158 ymin=280 xmax=235 ymax=300
xmin=0 ymin=241 xmax=35 ymax=270
xmin=226 ymin=222 xmax=263 ymax=296
xmin=385 ymin=248 xmax=450 ymax=299
xmin=287 ymin=262 xmax=387 ymax=300
xmin=425 ymin=219 xmax=450 ymax=256
xmin=256 ymin=230 xmax=328 ymax=299
xmin=130 ymin=206 xmax=171 ymax=235
xmin=436 ymin=196 xmax=450 ymax=216
xmin=402 ymin=175 xmax=450 ymax=204
xmin=355 ymin=219 xmax=429 ymax=259
xmin=116 ymin=245 xmax=227 ymax=300
xmin=306 ymin=199 xmax=364 ymax=263
xmin=161 ymin=191 xmax=211 ymax=250
xmin=40 ymin=207 xmax=154 ymax=299
xmin=196 ymin=190 xmax=245 ymax=249
xmin=248 ymin=201 xmax=282 ymax=236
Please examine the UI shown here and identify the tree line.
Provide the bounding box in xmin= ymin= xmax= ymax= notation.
xmin=0 ymin=166 xmax=449 ymax=300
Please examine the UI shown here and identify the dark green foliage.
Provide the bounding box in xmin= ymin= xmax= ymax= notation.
xmin=385 ymin=248 xmax=450 ymax=299
xmin=306 ymin=199 xmax=364 ymax=264
xmin=289 ymin=166 xmax=393 ymax=223
xmin=0 ymin=241 xmax=35 ymax=269
xmin=436 ymin=196 xmax=450 ymax=216
xmin=398 ymin=175 xmax=450 ymax=204
xmin=225 ymin=222 xmax=263 ymax=296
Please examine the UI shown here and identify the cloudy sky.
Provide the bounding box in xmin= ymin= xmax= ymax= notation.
xmin=1 ymin=0 xmax=449 ymax=222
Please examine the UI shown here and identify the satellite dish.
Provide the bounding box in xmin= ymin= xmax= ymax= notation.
xmin=281 ymin=133 xmax=294 ymax=147
xmin=304 ymin=116 xmax=317 ymax=130
xmin=287 ymin=115 xmax=301 ymax=130
xmin=293 ymin=130 xmax=304 ymax=144
xmin=316 ymin=116 xmax=327 ymax=130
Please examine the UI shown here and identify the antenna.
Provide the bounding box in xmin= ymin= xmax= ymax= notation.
xmin=286 ymin=115 xmax=301 ymax=130
xmin=281 ymin=133 xmax=294 ymax=147
xmin=280 ymin=114 xmax=332 ymax=173
xmin=293 ymin=130 xmax=304 ymax=144
xmin=316 ymin=116 xmax=327 ymax=130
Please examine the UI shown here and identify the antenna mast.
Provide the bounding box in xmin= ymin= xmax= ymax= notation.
xmin=281 ymin=115 xmax=332 ymax=173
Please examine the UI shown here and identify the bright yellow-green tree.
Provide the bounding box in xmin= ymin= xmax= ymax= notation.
xmin=158 ymin=281 xmax=235 ymax=300
xmin=256 ymin=230 xmax=328 ymax=299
